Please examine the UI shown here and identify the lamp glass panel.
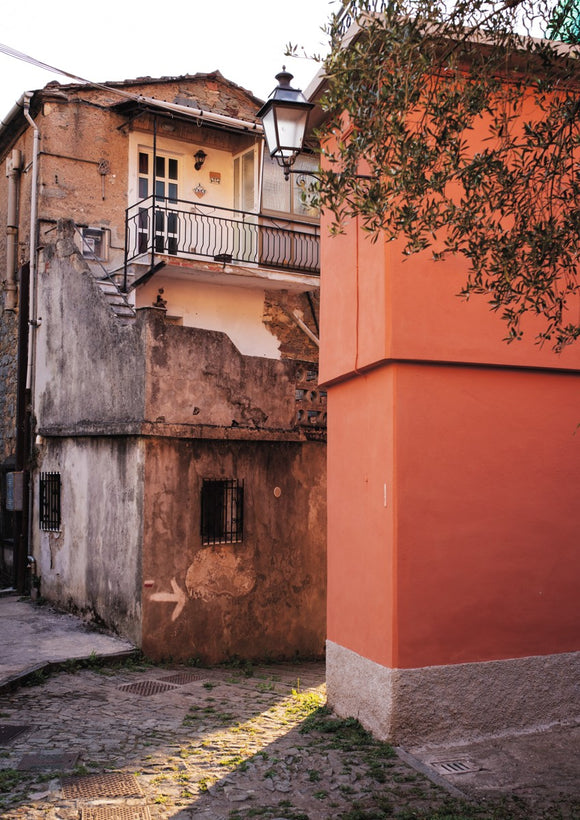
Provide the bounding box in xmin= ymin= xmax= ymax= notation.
xmin=275 ymin=106 xmax=308 ymax=155
xmin=262 ymin=107 xmax=279 ymax=157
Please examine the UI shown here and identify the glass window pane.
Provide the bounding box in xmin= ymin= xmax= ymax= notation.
xmin=261 ymin=154 xmax=290 ymax=213
xmin=168 ymin=183 xmax=178 ymax=202
xmin=168 ymin=159 xmax=178 ymax=180
xmin=167 ymin=212 xmax=178 ymax=233
xmin=292 ymin=156 xmax=319 ymax=217
xmin=234 ymin=157 xmax=240 ymax=210
xmin=139 ymin=152 xmax=148 ymax=174
xmin=155 ymin=211 xmax=165 ymax=232
xmin=155 ymin=156 xmax=165 ymax=179
xmin=242 ymin=151 xmax=254 ymax=211
xmin=155 ymin=180 xmax=165 ymax=199
xmin=139 ymin=178 xmax=148 ymax=199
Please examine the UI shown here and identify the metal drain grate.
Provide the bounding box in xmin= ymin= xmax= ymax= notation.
xmin=81 ymin=808 xmax=151 ymax=820
xmin=0 ymin=725 xmax=32 ymax=745
xmin=61 ymin=772 xmax=142 ymax=799
xmin=18 ymin=751 xmax=79 ymax=770
xmin=118 ymin=680 xmax=178 ymax=696
xmin=159 ymin=671 xmax=205 ymax=685
xmin=431 ymin=759 xmax=478 ymax=775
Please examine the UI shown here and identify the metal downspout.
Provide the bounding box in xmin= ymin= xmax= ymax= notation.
xmin=4 ymin=149 xmax=22 ymax=311
xmin=22 ymin=94 xmax=40 ymax=581
xmin=23 ymin=93 xmax=40 ymax=392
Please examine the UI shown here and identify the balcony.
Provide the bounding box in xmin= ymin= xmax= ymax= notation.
xmin=124 ymin=196 xmax=320 ymax=287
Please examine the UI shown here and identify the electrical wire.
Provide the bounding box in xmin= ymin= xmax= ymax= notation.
xmin=0 ymin=41 xmax=262 ymax=132
xmin=0 ymin=41 xmax=138 ymax=101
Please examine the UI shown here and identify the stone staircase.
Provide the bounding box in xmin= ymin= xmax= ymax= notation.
xmin=95 ymin=277 xmax=136 ymax=324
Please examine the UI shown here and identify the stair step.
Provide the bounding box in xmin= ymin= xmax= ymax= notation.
xmin=95 ymin=278 xmax=136 ymax=322
xmin=112 ymin=305 xmax=136 ymax=317
xmin=97 ymin=280 xmax=118 ymax=293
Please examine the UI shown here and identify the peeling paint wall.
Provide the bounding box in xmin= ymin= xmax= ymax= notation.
xmin=144 ymin=309 xmax=308 ymax=431
xmin=141 ymin=437 xmax=326 ymax=663
xmin=33 ymin=226 xmax=145 ymax=640
xmin=35 ymin=436 xmax=144 ymax=643
xmin=31 ymin=226 xmax=325 ymax=659
xmin=36 ymin=224 xmax=145 ymax=429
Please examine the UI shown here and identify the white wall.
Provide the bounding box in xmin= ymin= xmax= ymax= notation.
xmin=35 ymin=436 xmax=145 ymax=645
xmin=136 ymin=274 xmax=281 ymax=358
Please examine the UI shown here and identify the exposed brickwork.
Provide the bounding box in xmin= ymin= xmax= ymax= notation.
xmin=262 ymin=290 xmax=319 ymax=362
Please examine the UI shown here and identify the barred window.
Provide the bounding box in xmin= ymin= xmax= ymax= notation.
xmin=39 ymin=472 xmax=61 ymax=532
xmin=200 ymin=479 xmax=243 ymax=545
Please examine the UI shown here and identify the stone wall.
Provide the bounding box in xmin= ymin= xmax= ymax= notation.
xmin=144 ymin=308 xmax=314 ymax=431
xmin=263 ymin=290 xmax=319 ymax=362
xmin=0 ymin=308 xmax=17 ymax=463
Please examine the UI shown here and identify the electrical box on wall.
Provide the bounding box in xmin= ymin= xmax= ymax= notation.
xmin=81 ymin=227 xmax=109 ymax=261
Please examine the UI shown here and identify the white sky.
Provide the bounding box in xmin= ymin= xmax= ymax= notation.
xmin=1 ymin=0 xmax=339 ymax=119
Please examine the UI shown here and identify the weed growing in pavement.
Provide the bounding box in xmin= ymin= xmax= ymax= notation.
xmin=0 ymin=769 xmax=29 ymax=793
xmin=219 ymin=754 xmax=246 ymax=769
xmin=198 ymin=775 xmax=216 ymax=793
xmin=185 ymin=656 xmax=202 ymax=667
xmin=285 ymin=688 xmax=325 ymax=720
xmin=228 ymin=800 xmax=308 ymax=820
xmin=23 ymin=668 xmax=48 ymax=687
xmin=338 ymin=797 xmax=395 ymax=819
xmin=222 ymin=656 xmax=254 ymax=677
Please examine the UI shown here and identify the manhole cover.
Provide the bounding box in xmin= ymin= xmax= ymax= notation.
xmin=118 ymin=680 xmax=178 ymax=696
xmin=61 ymin=772 xmax=142 ymax=799
xmin=81 ymin=808 xmax=151 ymax=820
xmin=0 ymin=725 xmax=32 ymax=745
xmin=431 ymin=759 xmax=478 ymax=775
xmin=18 ymin=751 xmax=79 ymax=770
xmin=159 ymin=671 xmax=205 ymax=685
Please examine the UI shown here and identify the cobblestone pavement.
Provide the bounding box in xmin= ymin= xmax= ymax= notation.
xmin=0 ymin=659 xmax=578 ymax=820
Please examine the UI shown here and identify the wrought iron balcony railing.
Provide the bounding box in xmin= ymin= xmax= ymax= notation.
xmin=124 ymin=196 xmax=319 ymax=286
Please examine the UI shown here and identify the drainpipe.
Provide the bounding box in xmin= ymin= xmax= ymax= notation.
xmin=22 ymin=94 xmax=40 ymax=590
xmin=4 ymin=148 xmax=22 ymax=311
xmin=22 ymin=93 xmax=40 ymax=392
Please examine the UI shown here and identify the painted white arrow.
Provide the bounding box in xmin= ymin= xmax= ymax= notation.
xmin=150 ymin=577 xmax=187 ymax=622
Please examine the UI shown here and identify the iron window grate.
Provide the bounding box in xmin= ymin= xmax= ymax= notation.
xmin=201 ymin=479 xmax=244 ymax=545
xmin=39 ymin=472 xmax=61 ymax=532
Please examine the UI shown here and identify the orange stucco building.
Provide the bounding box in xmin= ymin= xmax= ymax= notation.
xmin=319 ymin=216 xmax=580 ymax=743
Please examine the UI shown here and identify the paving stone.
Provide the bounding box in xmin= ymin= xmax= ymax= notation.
xmin=0 ymin=661 xmax=577 ymax=820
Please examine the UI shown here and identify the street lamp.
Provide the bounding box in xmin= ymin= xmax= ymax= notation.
xmin=257 ymin=68 xmax=314 ymax=180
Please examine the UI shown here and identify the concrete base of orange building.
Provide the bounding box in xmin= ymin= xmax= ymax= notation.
xmin=326 ymin=641 xmax=580 ymax=746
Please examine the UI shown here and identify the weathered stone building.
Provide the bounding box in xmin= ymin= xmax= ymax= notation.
xmin=0 ymin=73 xmax=325 ymax=662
